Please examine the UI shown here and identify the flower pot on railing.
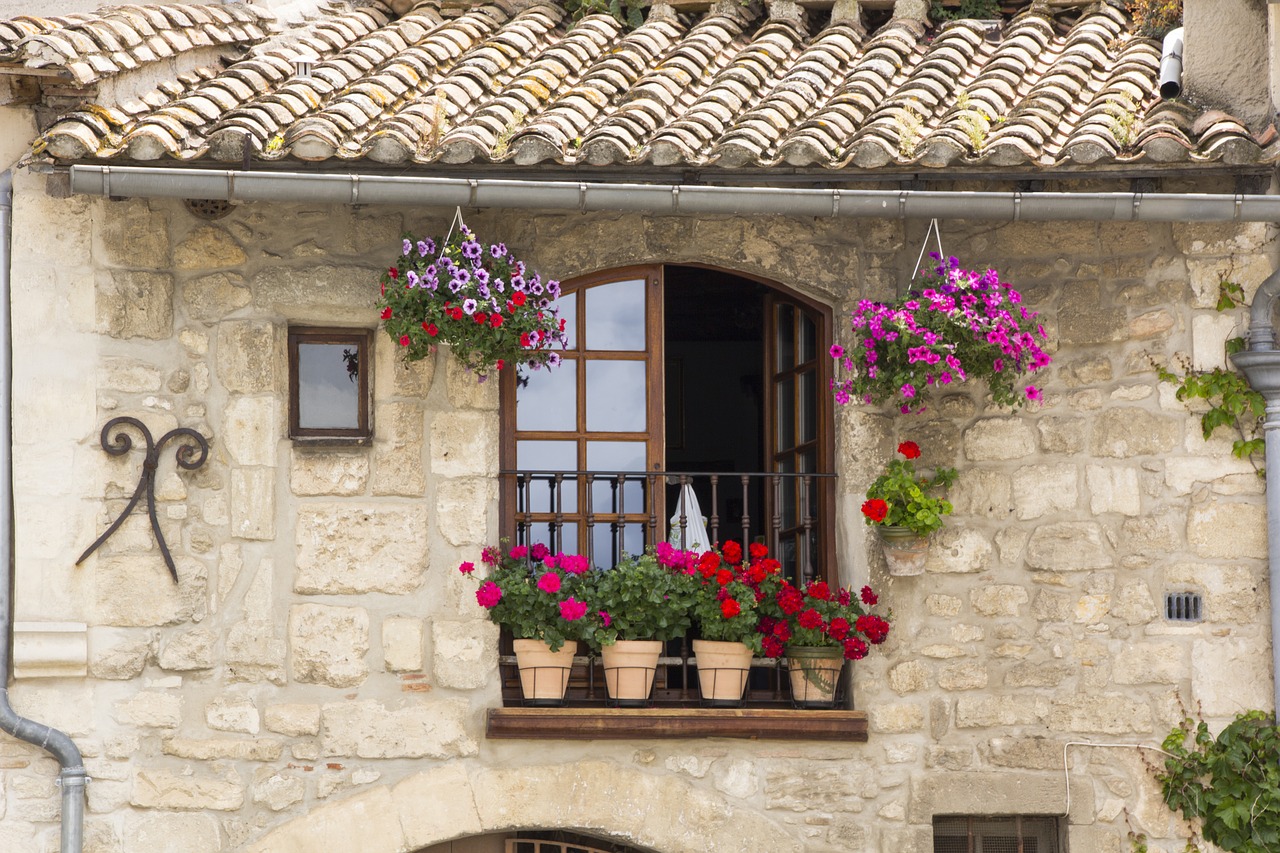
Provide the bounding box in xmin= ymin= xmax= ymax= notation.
xmin=785 ymin=645 xmax=844 ymax=709
xmin=876 ymin=525 xmax=930 ymax=577
xmin=513 ymin=639 xmax=577 ymax=706
xmin=601 ymin=639 xmax=662 ymax=707
xmin=692 ymin=639 xmax=753 ymax=707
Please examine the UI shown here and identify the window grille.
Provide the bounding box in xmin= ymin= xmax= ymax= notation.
xmin=933 ymin=816 xmax=1059 ymax=853
xmin=1165 ymin=591 xmax=1202 ymax=622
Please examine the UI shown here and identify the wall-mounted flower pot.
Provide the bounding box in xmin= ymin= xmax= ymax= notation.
xmin=513 ymin=639 xmax=577 ymax=706
xmin=785 ymin=645 xmax=844 ymax=709
xmin=692 ymin=639 xmax=753 ymax=707
xmin=877 ymin=525 xmax=930 ymax=576
xmin=601 ymin=639 xmax=662 ymax=707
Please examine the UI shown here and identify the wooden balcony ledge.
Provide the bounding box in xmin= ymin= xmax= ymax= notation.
xmin=486 ymin=707 xmax=868 ymax=741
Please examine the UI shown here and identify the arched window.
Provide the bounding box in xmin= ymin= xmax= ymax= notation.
xmin=500 ymin=265 xmax=834 ymax=584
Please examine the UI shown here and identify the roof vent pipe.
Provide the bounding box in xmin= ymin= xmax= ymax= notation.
xmin=1158 ymin=26 xmax=1184 ymax=99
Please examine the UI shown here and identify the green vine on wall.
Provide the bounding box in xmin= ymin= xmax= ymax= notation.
xmin=1155 ymin=711 xmax=1280 ymax=853
xmin=1155 ymin=281 xmax=1265 ymax=469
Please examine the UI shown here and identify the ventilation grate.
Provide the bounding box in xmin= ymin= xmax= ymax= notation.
xmin=183 ymin=198 xmax=234 ymax=220
xmin=1165 ymin=592 xmax=1203 ymax=622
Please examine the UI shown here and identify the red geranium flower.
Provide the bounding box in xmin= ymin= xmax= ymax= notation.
xmin=762 ymin=636 xmax=785 ymax=658
xmin=861 ymin=498 xmax=888 ymax=522
xmin=797 ymin=608 xmax=824 ymax=630
xmin=807 ymin=580 xmax=831 ymax=601
xmin=898 ymin=441 xmax=921 ymax=459
xmin=861 ymin=585 xmax=878 ymax=606
xmin=380 ymin=306 xmax=392 ymax=320
xmin=721 ymin=540 xmax=742 ymax=565
xmin=748 ymin=542 xmax=768 ymax=559
xmin=828 ymin=616 xmax=851 ymax=640
xmin=715 ymin=569 xmax=733 ymax=586
xmin=388 ymin=267 xmax=398 ymax=280
xmin=720 ymin=599 xmax=741 ymax=619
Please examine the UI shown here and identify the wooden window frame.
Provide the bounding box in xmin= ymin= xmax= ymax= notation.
xmin=288 ymin=326 xmax=373 ymax=445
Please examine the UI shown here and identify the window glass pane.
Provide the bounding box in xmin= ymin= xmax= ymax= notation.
xmin=557 ymin=291 xmax=578 ymax=350
xmin=587 ymin=441 xmax=646 ymax=513
xmin=585 ymin=279 xmax=645 ymax=351
xmin=586 ymin=360 xmax=646 ymax=432
xmin=799 ymin=312 xmax=816 ymax=363
xmin=516 ymin=440 xmax=578 ymax=513
xmin=298 ymin=343 xmax=360 ymax=428
xmin=592 ymin=522 xmax=645 ymax=569
xmin=523 ymin=522 xmax=578 ymax=556
xmin=776 ymin=375 xmax=795 ymax=451
xmin=517 ymin=359 xmax=577 ymax=431
xmin=776 ymin=304 xmax=794 ymax=372
xmin=799 ymin=369 xmax=815 ymax=443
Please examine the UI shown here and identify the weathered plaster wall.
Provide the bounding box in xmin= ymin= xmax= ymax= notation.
xmin=1 ymin=173 xmax=1276 ymax=853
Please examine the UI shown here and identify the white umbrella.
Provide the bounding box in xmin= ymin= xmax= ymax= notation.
xmin=669 ymin=482 xmax=711 ymax=553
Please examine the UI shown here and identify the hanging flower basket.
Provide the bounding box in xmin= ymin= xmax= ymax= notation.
xmin=376 ymin=212 xmax=568 ymax=379
xmin=831 ymin=254 xmax=1052 ymax=413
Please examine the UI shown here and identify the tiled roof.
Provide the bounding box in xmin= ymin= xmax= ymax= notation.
xmin=0 ymin=3 xmax=277 ymax=85
xmin=20 ymin=0 xmax=1273 ymax=172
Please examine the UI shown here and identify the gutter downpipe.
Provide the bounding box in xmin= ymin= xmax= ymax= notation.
xmin=1159 ymin=26 xmax=1185 ymax=99
xmin=1232 ymin=264 xmax=1280 ymax=719
xmin=0 ymin=170 xmax=87 ymax=853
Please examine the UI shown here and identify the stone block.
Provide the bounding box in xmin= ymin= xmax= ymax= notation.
xmin=244 ymin=786 xmax=404 ymax=853
xmin=1112 ymin=642 xmax=1186 ymax=685
xmin=955 ymin=695 xmax=1047 ymax=728
xmin=1192 ymin=637 xmax=1274 ymax=716
xmin=371 ymin=402 xmax=426 ymax=496
xmin=216 ymin=321 xmax=278 ymax=394
xmin=1037 ymin=417 xmax=1086 ymax=454
xmin=926 ymin=595 xmax=961 ymax=617
xmin=1186 ymin=502 xmax=1266 ymax=559
xmin=867 ymin=704 xmax=925 ymax=733
xmin=888 ymin=660 xmax=929 ymax=694
xmin=908 ymin=770 xmax=1092 ymax=825
xmin=252 ymin=769 xmax=305 ymax=811
xmin=132 ymin=768 xmax=244 ymax=811
xmin=1025 ymin=522 xmax=1112 ymax=571
xmin=157 ymin=628 xmax=215 ymax=671
xmin=114 ymin=691 xmax=181 ymax=728
xmin=226 ymin=619 xmax=287 ymax=685
xmin=222 ymin=396 xmax=278 ymax=467
xmin=98 ymin=358 xmax=163 ymax=393
xmin=1129 ymin=309 xmax=1175 ymax=339
xmin=289 ymin=604 xmax=369 ymax=688
xmin=321 ymin=697 xmax=477 ymax=758
xmin=1091 ymin=409 xmax=1180 ymax=457
xmin=1165 ymin=456 xmax=1262 ymax=496
xmin=231 ymin=468 xmax=275 ymax=541
xmin=937 ymin=661 xmax=987 ymax=691
xmin=1085 ymin=465 xmax=1141 ymax=516
xmin=1012 ymin=464 xmax=1078 ymax=519
xmin=290 ymin=450 xmax=369 ymax=496
xmin=264 ymin=704 xmax=321 ymax=737
xmin=88 ymin=627 xmax=153 ymax=680
xmin=987 ymin=736 xmax=1066 ymax=770
xmin=294 ymin=504 xmax=429 ymax=594
xmin=1005 ymin=662 xmax=1072 ymax=688
xmin=122 ymin=813 xmax=222 ymax=853
xmin=1120 ymin=514 xmax=1180 ymax=558
xmin=1112 ymin=581 xmax=1159 ymax=624
xmin=93 ymin=556 xmax=202 ymax=627
xmin=174 ymin=225 xmax=246 ymax=270
xmin=375 ymin=333 xmax=435 ymax=398
xmin=970 ymin=585 xmax=1029 ymax=617
xmin=432 ymin=619 xmax=498 ymax=689
xmin=1047 ymin=694 xmax=1152 ymax=734
xmin=436 ymin=477 xmax=497 ymax=547
xmin=184 ymin=272 xmax=252 ymax=322
xmin=1057 ymin=281 xmax=1126 ymax=345
xmin=948 ymin=469 xmax=1012 ymax=519
xmin=1059 ymin=355 xmax=1114 ymax=387
xmin=1165 ymin=562 xmax=1263 ymax=623
xmin=924 ymin=528 xmax=991 ymax=574
xmin=163 ymin=738 xmax=282 ymax=761
xmin=1032 ymin=590 xmax=1073 ymax=622
xmin=429 ymin=411 xmax=499 ymax=477
xmin=962 ymin=418 xmax=1036 ymax=461
xmin=763 ymin=762 xmax=875 ymax=811
xmin=98 ymin=200 xmax=169 ymax=267
xmin=96 ymin=270 xmax=173 ymax=340
xmin=1191 ymin=312 xmax=1242 ymax=371
xmin=383 ymin=616 xmax=425 ymax=672
xmin=206 ymin=696 xmax=260 ymax=734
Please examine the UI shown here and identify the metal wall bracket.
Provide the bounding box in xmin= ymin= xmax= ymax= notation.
xmin=75 ymin=417 xmax=210 ymax=583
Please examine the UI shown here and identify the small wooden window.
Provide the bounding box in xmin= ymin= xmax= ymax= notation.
xmin=288 ymin=327 xmax=372 ymax=443
xmin=933 ymin=816 xmax=1060 ymax=853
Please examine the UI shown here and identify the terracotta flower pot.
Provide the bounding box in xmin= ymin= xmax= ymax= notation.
xmin=785 ymin=645 xmax=844 ymax=708
xmin=877 ymin=525 xmax=930 ymax=576
xmin=601 ymin=639 xmax=662 ymax=707
xmin=692 ymin=639 xmax=754 ymax=707
xmin=513 ymin=639 xmax=577 ymax=706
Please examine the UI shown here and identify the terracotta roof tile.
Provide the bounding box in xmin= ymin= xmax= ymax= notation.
xmin=22 ymin=0 xmax=1269 ymax=174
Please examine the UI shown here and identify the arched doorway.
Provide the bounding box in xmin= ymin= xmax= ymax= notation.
xmin=419 ymin=828 xmax=657 ymax=853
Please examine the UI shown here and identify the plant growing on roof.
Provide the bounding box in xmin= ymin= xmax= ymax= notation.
xmin=862 ymin=440 xmax=958 ymax=536
xmin=460 ymin=542 xmax=591 ymax=652
xmin=830 ymin=254 xmax=1052 ymax=413
xmin=377 ymin=217 xmax=569 ymax=379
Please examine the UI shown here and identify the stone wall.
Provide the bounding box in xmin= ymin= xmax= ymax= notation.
xmin=1 ymin=166 xmax=1276 ymax=852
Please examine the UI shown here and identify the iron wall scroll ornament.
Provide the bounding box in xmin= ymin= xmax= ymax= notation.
xmin=76 ymin=417 xmax=210 ymax=583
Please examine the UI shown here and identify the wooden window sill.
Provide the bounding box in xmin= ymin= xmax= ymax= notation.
xmin=486 ymin=707 xmax=867 ymax=741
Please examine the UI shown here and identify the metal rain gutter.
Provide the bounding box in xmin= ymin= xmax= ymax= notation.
xmin=0 ymin=170 xmax=87 ymax=853
xmin=68 ymin=165 xmax=1280 ymax=222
